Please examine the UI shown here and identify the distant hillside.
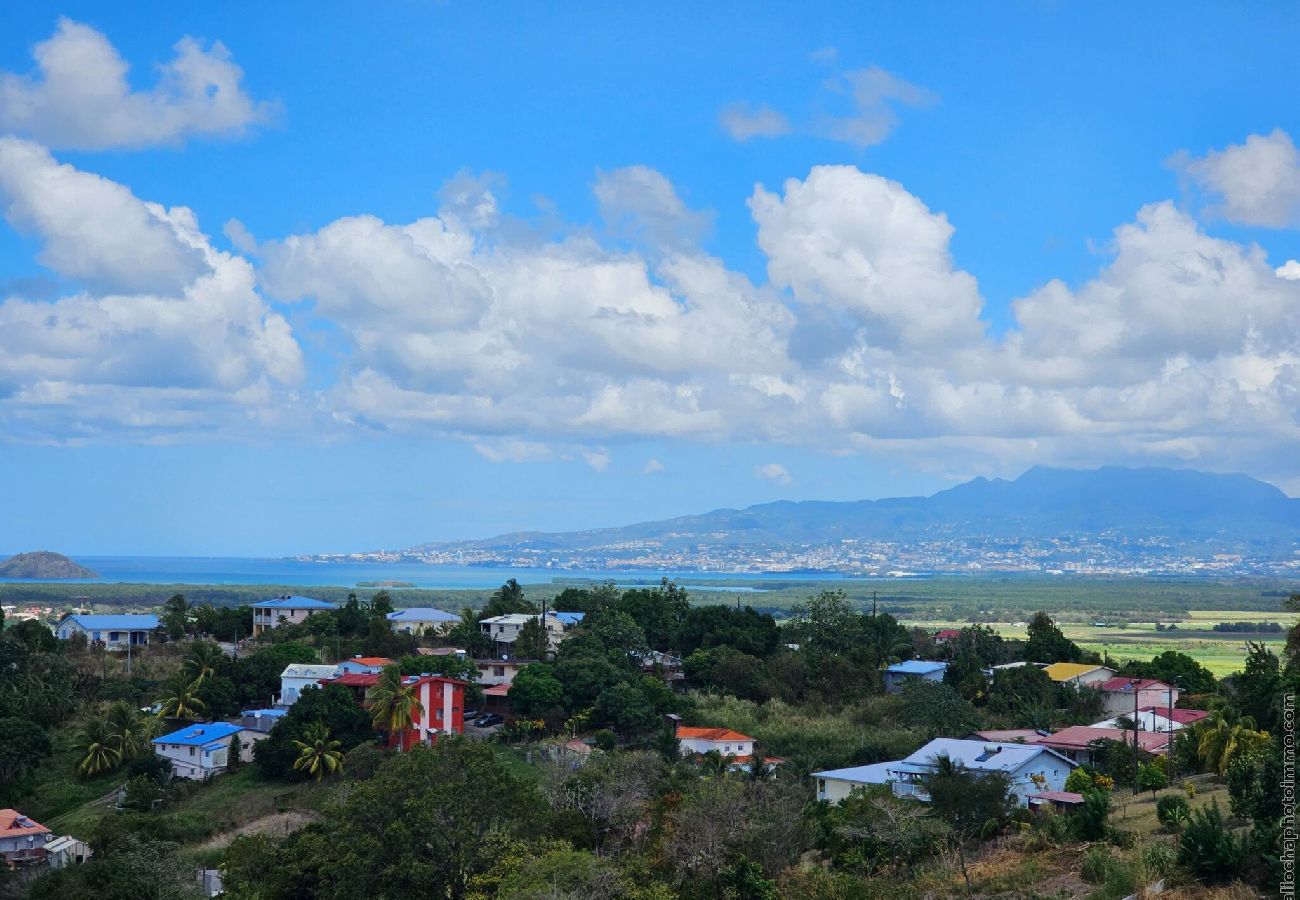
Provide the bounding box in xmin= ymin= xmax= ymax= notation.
xmin=408 ymin=466 xmax=1300 ymax=556
xmin=0 ymin=551 xmax=98 ymax=579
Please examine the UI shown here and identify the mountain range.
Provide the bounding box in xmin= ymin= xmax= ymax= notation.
xmin=407 ymin=467 xmax=1300 ymax=559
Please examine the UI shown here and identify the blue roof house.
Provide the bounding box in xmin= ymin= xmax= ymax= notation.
xmin=386 ymin=607 xmax=460 ymax=635
xmin=56 ymin=614 xmax=160 ymax=650
xmin=152 ymin=722 xmax=266 ymax=780
xmin=251 ymin=596 xmax=338 ymax=638
xmin=883 ymin=659 xmax=948 ymax=693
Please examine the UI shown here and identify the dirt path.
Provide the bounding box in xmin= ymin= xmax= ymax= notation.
xmin=195 ymin=810 xmax=320 ymax=851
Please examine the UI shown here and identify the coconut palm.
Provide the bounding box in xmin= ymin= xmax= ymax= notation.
xmin=78 ymin=719 xmax=122 ymax=776
xmin=181 ymin=641 xmax=225 ymax=685
xmin=292 ymin=722 xmax=344 ymax=782
xmin=155 ymin=678 xmax=207 ymax=722
xmin=1197 ymin=708 xmax=1264 ymax=774
xmin=106 ymin=701 xmax=149 ymax=758
xmin=366 ymin=665 xmax=423 ymax=748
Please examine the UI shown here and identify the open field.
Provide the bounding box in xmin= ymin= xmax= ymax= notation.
xmin=904 ymin=611 xmax=1293 ymax=675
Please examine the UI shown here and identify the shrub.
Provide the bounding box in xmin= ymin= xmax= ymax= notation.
xmin=1177 ymin=801 xmax=1242 ymax=883
xmin=1064 ymin=767 xmax=1094 ymax=794
xmin=1155 ymin=795 xmax=1189 ymax=832
xmin=1141 ymin=842 xmax=1176 ymax=880
xmin=593 ymin=729 xmax=616 ymax=752
xmin=1107 ymin=827 xmax=1135 ymax=850
xmin=1182 ymin=779 xmax=1196 ymax=799
xmin=1080 ymin=846 xmax=1114 ymax=884
xmin=1071 ymin=788 xmax=1110 ymax=841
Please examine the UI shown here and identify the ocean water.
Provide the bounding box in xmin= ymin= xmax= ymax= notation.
xmin=0 ymin=556 xmax=881 ymax=592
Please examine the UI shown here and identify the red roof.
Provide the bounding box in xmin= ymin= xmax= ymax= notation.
xmin=1139 ymin=706 xmax=1208 ymax=724
xmin=483 ymin=683 xmax=510 ymax=697
xmin=1039 ymin=725 xmax=1169 ymax=753
xmin=324 ymin=673 xmax=380 ymax=688
xmin=1100 ymin=677 xmax=1173 ymax=693
xmin=934 ymin=629 xmax=962 ymax=639
xmin=970 ymin=729 xmax=1047 ymax=743
xmin=676 ymin=726 xmax=754 ymax=743
xmin=0 ymin=809 xmax=50 ymax=837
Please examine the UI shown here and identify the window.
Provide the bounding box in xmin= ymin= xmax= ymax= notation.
xmin=724 ymin=745 xmax=731 ymax=752
xmin=92 ymin=632 xmax=101 ymax=641
xmin=818 ymin=779 xmax=826 ymax=794
xmin=189 ymin=747 xmax=195 ymax=756
xmin=493 ymin=666 xmax=505 ymax=677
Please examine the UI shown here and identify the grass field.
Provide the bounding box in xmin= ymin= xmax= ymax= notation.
xmin=905 ymin=611 xmax=1293 ymax=675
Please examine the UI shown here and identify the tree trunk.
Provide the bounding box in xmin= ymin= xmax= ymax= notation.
xmin=956 ymin=839 xmax=974 ymax=898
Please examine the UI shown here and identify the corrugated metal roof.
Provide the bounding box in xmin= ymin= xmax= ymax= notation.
xmin=253 ymin=596 xmax=337 ymax=610
xmin=61 ymin=614 xmax=160 ymax=630
xmin=152 ymin=722 xmax=242 ymax=747
xmin=387 ymin=608 xmax=459 ymax=622
xmin=886 ymin=659 xmax=947 ymax=675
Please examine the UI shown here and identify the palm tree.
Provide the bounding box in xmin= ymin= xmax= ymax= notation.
xmin=106 ymin=701 xmax=148 ymax=758
xmin=155 ymin=678 xmax=207 ymax=722
xmin=78 ymin=720 xmax=122 ymax=776
xmin=181 ymin=641 xmax=224 ymax=685
xmin=292 ymin=722 xmax=344 ymax=782
xmin=366 ymin=665 xmax=423 ymax=749
xmin=1197 ymin=707 xmax=1262 ymax=774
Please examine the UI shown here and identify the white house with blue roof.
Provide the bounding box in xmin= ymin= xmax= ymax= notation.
xmin=251 ymin=596 xmax=338 ymax=638
xmin=152 ymin=722 xmax=266 ymax=779
xmin=813 ymin=738 xmax=1077 ymax=806
xmin=387 ymin=607 xmax=460 ymax=635
xmin=882 ymin=659 xmax=948 ymax=693
xmin=55 ymin=614 xmax=160 ymax=650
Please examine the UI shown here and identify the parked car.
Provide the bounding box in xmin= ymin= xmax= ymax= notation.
xmin=462 ymin=708 xmax=480 ymax=721
xmin=473 ymin=713 xmax=503 ymax=728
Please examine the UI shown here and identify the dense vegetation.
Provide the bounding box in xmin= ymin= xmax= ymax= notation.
xmin=0 ymin=583 xmax=1293 ymax=898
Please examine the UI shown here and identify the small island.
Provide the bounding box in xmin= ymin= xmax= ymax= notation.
xmin=357 ymin=580 xmax=418 ymax=588
xmin=0 ymin=550 xmax=98 ymax=579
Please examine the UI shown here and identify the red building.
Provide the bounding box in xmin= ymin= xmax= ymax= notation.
xmin=318 ymin=671 xmax=466 ymax=750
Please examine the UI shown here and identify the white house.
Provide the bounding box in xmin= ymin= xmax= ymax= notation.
xmin=55 ymin=614 xmax=160 ymax=650
xmin=0 ymin=809 xmax=50 ymax=866
xmin=883 ymin=660 xmax=948 ymax=693
xmin=813 ymin=738 xmax=1077 ymax=807
xmin=475 ymin=658 xmax=530 ymax=686
xmin=151 ymin=723 xmax=265 ymax=780
xmin=387 ymin=607 xmax=460 ymax=635
xmin=251 ymin=596 xmax=338 ymax=638
xmin=278 ymin=664 xmax=340 ymax=706
xmin=479 ymin=613 xmax=572 ymax=656
xmin=675 ymin=725 xmax=757 ymax=761
xmin=1092 ymin=707 xmax=1207 ymax=734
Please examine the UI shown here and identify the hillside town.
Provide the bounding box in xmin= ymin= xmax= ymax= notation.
xmin=0 ymin=580 xmax=1288 ymax=897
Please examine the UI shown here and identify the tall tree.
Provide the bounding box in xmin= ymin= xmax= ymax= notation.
xmin=155 ymin=677 xmax=207 ymax=722
xmin=921 ymin=755 xmax=1014 ymax=897
xmin=1024 ymin=612 xmax=1084 ymax=664
xmin=162 ymin=593 xmax=189 ymax=641
xmin=78 ymin=719 xmax=122 ymax=777
xmin=366 ymin=665 xmax=423 ymax=748
xmin=181 ymin=641 xmax=225 ymax=685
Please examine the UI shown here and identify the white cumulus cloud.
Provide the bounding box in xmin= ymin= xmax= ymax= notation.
xmin=1173 ymin=129 xmax=1300 ymax=228
xmin=0 ymin=18 xmax=273 ymax=150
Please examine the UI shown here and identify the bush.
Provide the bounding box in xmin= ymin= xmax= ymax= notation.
xmin=1080 ymin=846 xmax=1114 ymax=884
xmin=1155 ymin=794 xmax=1189 ymax=832
xmin=1141 ymin=842 xmax=1175 ymax=880
xmin=1071 ymin=788 xmax=1110 ymax=841
xmin=1064 ymin=767 xmax=1095 ymax=794
xmin=1177 ymin=802 xmax=1242 ymax=883
xmin=593 ymin=729 xmax=616 ymax=752
xmin=1107 ymin=827 xmax=1135 ymax=850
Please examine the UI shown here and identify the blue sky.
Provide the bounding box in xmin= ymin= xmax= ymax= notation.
xmin=1 ymin=3 xmax=1299 ymax=555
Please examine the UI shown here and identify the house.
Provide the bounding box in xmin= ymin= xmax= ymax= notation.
xmin=317 ymin=671 xmax=379 ymax=705
xmin=1034 ymin=725 xmax=1169 ymax=765
xmin=251 ymin=596 xmax=338 ymax=638
xmin=151 ymin=723 xmax=266 ymax=780
xmin=475 ymin=658 xmax=533 ymax=686
xmin=55 ymin=614 xmax=160 ymax=650
xmin=387 ymin=607 xmax=459 ymax=635
xmin=237 ymin=708 xmax=287 ymax=733
xmin=553 ymin=611 xmax=585 ymax=626
xmin=1092 ymin=707 xmax=1206 ymax=733
xmin=278 ymin=664 xmax=341 ymax=706
xmin=1042 ymin=663 xmax=1116 ymax=686
xmin=0 ymin=809 xmax=50 ymax=865
xmin=933 ymin=628 xmax=962 ymax=645
xmin=337 ymin=656 xmax=393 ymax=676
xmin=883 ymin=660 xmax=947 ymax=693
xmin=1099 ymin=677 xmax=1180 ymax=717
xmin=675 ymin=725 xmax=759 ymax=761
xmin=44 ymin=835 xmax=92 ymax=869
xmin=813 ymin=739 xmax=1077 ymax=807
xmin=479 ymin=613 xmax=571 ymax=657
xmin=387 ymin=674 xmax=467 ymax=750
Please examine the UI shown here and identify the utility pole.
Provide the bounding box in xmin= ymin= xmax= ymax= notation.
xmin=1132 ymin=685 xmax=1140 ymax=790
